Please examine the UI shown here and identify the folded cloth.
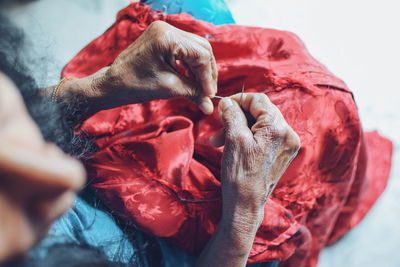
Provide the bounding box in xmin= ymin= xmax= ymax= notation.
xmin=62 ymin=3 xmax=393 ymax=266
xmin=29 ymin=193 xmax=139 ymax=265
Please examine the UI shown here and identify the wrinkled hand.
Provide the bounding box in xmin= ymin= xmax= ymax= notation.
xmin=106 ymin=20 xmax=218 ymax=114
xmin=212 ymin=93 xmax=300 ymax=223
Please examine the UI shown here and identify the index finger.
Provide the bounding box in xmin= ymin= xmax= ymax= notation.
xmin=175 ymin=41 xmax=217 ymax=97
xmin=229 ymin=93 xmax=284 ymax=121
xmin=229 ymin=93 xmax=291 ymax=146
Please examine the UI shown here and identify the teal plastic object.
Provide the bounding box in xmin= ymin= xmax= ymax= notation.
xmin=141 ymin=0 xmax=236 ymax=25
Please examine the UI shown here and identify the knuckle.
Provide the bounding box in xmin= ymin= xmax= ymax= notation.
xmin=256 ymin=92 xmax=269 ymax=101
xmin=196 ymin=50 xmax=211 ymax=64
xmin=268 ymin=122 xmax=287 ymax=141
xmin=226 ymin=130 xmax=248 ymax=146
xmin=222 ymin=105 xmax=239 ymax=124
xmin=203 ymin=39 xmax=213 ymax=51
xmin=149 ymin=20 xmax=167 ymax=31
xmin=252 ymin=93 xmax=270 ymax=105
xmin=235 ymin=132 xmax=249 ymax=145
xmin=260 ymin=94 xmax=271 ymax=105
xmin=195 ymin=35 xmax=212 ymax=50
xmin=192 ymin=51 xmax=204 ymax=62
xmin=258 ymin=112 xmax=275 ymax=126
xmin=199 ymin=45 xmax=212 ymax=58
xmin=184 ymin=48 xmax=202 ymax=63
xmin=284 ymin=129 xmax=301 ymax=155
xmin=149 ymin=21 xmax=172 ymax=42
xmin=159 ymin=73 xmax=176 ymax=89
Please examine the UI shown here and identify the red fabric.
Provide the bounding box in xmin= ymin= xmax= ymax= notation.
xmin=62 ymin=3 xmax=393 ymax=266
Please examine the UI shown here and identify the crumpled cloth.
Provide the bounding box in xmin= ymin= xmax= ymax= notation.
xmin=62 ymin=3 xmax=393 ymax=266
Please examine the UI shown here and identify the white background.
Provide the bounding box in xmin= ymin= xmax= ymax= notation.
xmin=4 ymin=0 xmax=400 ymax=266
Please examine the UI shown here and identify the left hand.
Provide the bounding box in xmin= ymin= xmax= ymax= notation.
xmin=103 ymin=20 xmax=218 ymax=114
xmin=52 ymin=21 xmax=218 ymax=122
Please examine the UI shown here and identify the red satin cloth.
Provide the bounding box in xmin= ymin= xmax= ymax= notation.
xmin=62 ymin=3 xmax=393 ymax=266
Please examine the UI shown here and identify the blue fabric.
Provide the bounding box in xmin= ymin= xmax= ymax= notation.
xmin=31 ymin=195 xmax=138 ymax=264
xmin=32 ymin=194 xmax=195 ymax=266
xmin=141 ymin=0 xmax=235 ymax=25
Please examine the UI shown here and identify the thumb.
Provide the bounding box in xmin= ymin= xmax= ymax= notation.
xmin=219 ymin=98 xmax=253 ymax=140
xmin=160 ymin=71 xmax=214 ymax=114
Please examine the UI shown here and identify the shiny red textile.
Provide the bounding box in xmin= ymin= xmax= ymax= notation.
xmin=62 ymin=3 xmax=393 ymax=266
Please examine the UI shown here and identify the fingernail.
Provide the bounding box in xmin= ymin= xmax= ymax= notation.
xmin=220 ymin=98 xmax=233 ymax=111
xmin=199 ymin=100 xmax=214 ymax=114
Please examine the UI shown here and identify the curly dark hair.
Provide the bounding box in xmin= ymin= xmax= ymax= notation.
xmin=0 ymin=14 xmax=95 ymax=159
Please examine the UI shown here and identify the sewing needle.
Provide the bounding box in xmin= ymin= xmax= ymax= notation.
xmin=239 ymin=83 xmax=245 ymax=107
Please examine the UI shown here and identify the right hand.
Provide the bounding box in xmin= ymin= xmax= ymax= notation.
xmin=212 ymin=93 xmax=300 ymax=225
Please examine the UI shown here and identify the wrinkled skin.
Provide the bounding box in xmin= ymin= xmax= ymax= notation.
xmin=109 ymin=20 xmax=218 ymax=113
xmin=196 ymin=93 xmax=300 ymax=267
xmin=0 ymin=19 xmax=300 ymax=266
xmin=0 ymin=73 xmax=85 ymax=262
xmin=218 ymin=93 xmax=300 ymax=215
xmin=1 ymin=20 xmax=218 ymax=262
xmin=58 ymin=20 xmax=218 ymax=118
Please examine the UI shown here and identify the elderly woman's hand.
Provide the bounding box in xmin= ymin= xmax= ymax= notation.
xmin=105 ymin=20 xmax=217 ymax=114
xmin=196 ymin=93 xmax=300 ymax=267
xmin=217 ymin=93 xmax=300 ymax=224
xmin=51 ymin=21 xmax=217 ymax=121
